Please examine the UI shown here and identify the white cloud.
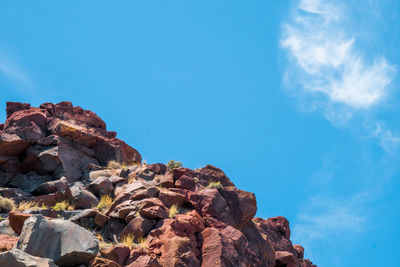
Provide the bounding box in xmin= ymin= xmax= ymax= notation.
xmin=372 ymin=123 xmax=400 ymax=153
xmin=281 ymin=0 xmax=394 ymax=116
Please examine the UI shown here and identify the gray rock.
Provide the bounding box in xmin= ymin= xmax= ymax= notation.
xmin=0 ymin=219 xmax=17 ymax=236
xmin=8 ymin=172 xmax=53 ymax=193
xmin=68 ymin=184 xmax=99 ymax=209
xmin=84 ymin=170 xmax=112 ymax=181
xmin=0 ymin=249 xmax=55 ymax=267
xmin=89 ymin=176 xmax=114 ymax=196
xmin=16 ymin=215 xmax=98 ymax=267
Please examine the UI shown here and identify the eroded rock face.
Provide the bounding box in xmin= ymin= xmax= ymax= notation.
xmin=0 ymin=249 xmax=56 ymax=267
xmin=0 ymin=102 xmax=316 ymax=267
xmin=16 ymin=215 xmax=99 ymax=267
xmin=0 ymin=101 xmax=141 ymax=187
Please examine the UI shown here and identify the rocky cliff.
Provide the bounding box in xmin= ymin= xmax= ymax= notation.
xmin=0 ymin=101 xmax=316 ymax=267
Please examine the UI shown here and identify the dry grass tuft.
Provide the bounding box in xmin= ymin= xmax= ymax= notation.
xmin=169 ymin=204 xmax=179 ymax=218
xmin=52 ymin=200 xmax=74 ymax=211
xmin=18 ymin=201 xmax=47 ymax=211
xmin=121 ymin=234 xmax=148 ymax=249
xmin=96 ymin=195 xmax=113 ymax=212
xmin=0 ymin=196 xmax=15 ymax=212
xmin=107 ymin=160 xmax=121 ymax=169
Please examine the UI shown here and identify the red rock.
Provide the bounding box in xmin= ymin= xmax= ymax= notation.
xmin=201 ymin=224 xmax=274 ymax=267
xmin=6 ymin=102 xmax=30 ymax=118
xmin=294 ymin=244 xmax=304 ymax=259
xmin=197 ymin=164 xmax=235 ymax=187
xmin=94 ymin=213 xmax=109 ymax=228
xmin=33 ymin=190 xmax=68 ymax=206
xmin=158 ymin=188 xmax=187 ymax=208
xmin=157 ymin=173 xmax=174 ymax=188
xmin=140 ymin=206 xmax=168 ymax=219
xmin=0 ymin=234 xmax=18 ymax=251
xmin=300 ymin=259 xmax=317 ymax=267
xmin=126 ymin=255 xmax=161 ymax=267
xmin=267 ymin=216 xmax=291 ymax=239
xmin=158 ymin=235 xmax=200 ymax=266
xmin=0 ymin=133 xmax=30 ymax=156
xmin=124 ymin=248 xmax=147 ymax=265
xmin=147 ymin=163 xmax=167 ymax=175
xmin=100 ymin=244 xmax=129 ymax=266
xmin=9 ymin=212 xmax=32 ymax=235
xmin=253 ymin=217 xmax=298 ymax=256
xmin=118 ymin=216 xmax=154 ymax=241
xmin=175 ymin=175 xmax=196 ymax=191
xmin=89 ymin=257 xmax=120 ymax=267
xmin=219 ymin=186 xmax=257 ymax=228
xmin=275 ymin=251 xmax=298 ymax=267
xmin=170 ymin=210 xmax=205 ymax=234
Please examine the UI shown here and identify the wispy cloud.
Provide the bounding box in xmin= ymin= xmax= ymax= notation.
xmin=293 ymin=193 xmax=368 ymax=250
xmin=372 ymin=123 xmax=400 ymax=153
xmin=281 ymin=0 xmax=395 ymax=123
xmin=0 ymin=48 xmax=35 ymax=93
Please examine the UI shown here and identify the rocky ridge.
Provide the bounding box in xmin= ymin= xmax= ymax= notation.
xmin=0 ymin=101 xmax=316 ymax=267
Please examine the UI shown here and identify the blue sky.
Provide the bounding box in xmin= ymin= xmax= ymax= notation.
xmin=1 ymin=1 xmax=399 ymax=266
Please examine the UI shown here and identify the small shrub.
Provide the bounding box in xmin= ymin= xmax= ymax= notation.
xmin=0 ymin=196 xmax=15 ymax=212
xmin=194 ymin=177 xmax=199 ymax=183
xmin=167 ymin=160 xmax=182 ymax=172
xmin=107 ymin=160 xmax=121 ymax=169
xmin=207 ymin=181 xmax=222 ymax=189
xmin=169 ymin=204 xmax=179 ymax=218
xmin=52 ymin=200 xmax=74 ymax=211
xmin=97 ymin=195 xmax=113 ymax=212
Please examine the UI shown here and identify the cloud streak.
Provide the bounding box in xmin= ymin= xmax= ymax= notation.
xmin=0 ymin=48 xmax=35 ymax=93
xmin=281 ymin=0 xmax=394 ymax=121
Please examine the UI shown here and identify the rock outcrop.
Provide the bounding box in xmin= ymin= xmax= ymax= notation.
xmin=0 ymin=102 xmax=316 ymax=267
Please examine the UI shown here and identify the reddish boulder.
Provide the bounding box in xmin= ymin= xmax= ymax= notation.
xmin=158 ymin=188 xmax=187 ymax=208
xmin=94 ymin=213 xmax=109 ymax=228
xmin=0 ymin=133 xmax=30 ymax=157
xmin=6 ymin=102 xmax=30 ymax=118
xmin=219 ymin=186 xmax=257 ymax=228
xmin=126 ymin=255 xmax=161 ymax=267
xmin=158 ymin=235 xmax=200 ymax=267
xmin=118 ymin=216 xmax=155 ymax=241
xmin=253 ymin=217 xmax=298 ymax=256
xmin=89 ymin=257 xmax=120 ymax=267
xmin=201 ymin=224 xmax=274 ymax=267
xmin=0 ymin=234 xmax=18 ymax=251
xmin=9 ymin=212 xmax=32 ymax=235
xmin=294 ymin=244 xmax=304 ymax=259
xmin=100 ymin=244 xmax=129 ymax=266
xmin=275 ymin=251 xmax=298 ymax=267
xmin=175 ymin=175 xmax=196 ymax=191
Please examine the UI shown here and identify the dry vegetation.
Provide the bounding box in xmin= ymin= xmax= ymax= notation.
xmin=169 ymin=204 xmax=179 ymax=218
xmin=207 ymin=181 xmax=223 ymax=189
xmin=121 ymin=234 xmax=148 ymax=249
xmin=96 ymin=195 xmax=113 ymax=212
xmin=0 ymin=196 xmax=15 ymax=212
xmin=17 ymin=201 xmax=47 ymax=211
xmin=107 ymin=160 xmax=122 ymax=169
xmin=52 ymin=200 xmax=74 ymax=211
xmin=167 ymin=160 xmax=182 ymax=172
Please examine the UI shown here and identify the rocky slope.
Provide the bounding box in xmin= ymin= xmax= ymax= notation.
xmin=0 ymin=101 xmax=316 ymax=267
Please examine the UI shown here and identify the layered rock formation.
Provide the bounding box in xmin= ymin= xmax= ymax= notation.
xmin=0 ymin=102 xmax=316 ymax=267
